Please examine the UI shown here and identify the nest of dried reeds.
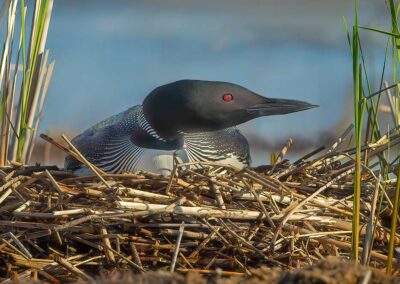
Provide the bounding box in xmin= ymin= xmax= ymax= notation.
xmin=0 ymin=126 xmax=399 ymax=283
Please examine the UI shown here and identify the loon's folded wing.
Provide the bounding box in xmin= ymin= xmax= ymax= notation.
xmin=182 ymin=127 xmax=251 ymax=169
xmin=65 ymin=106 xmax=144 ymax=173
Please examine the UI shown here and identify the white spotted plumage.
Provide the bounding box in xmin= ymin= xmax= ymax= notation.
xmin=65 ymin=106 xmax=251 ymax=174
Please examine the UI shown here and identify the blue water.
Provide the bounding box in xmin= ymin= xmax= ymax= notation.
xmin=18 ymin=0 xmax=391 ymax=165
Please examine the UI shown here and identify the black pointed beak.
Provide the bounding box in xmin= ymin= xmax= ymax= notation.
xmin=246 ymin=98 xmax=318 ymax=116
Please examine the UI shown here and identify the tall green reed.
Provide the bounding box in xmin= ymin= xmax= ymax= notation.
xmin=386 ymin=0 xmax=400 ymax=275
xmin=0 ymin=0 xmax=55 ymax=166
xmin=345 ymin=0 xmax=400 ymax=273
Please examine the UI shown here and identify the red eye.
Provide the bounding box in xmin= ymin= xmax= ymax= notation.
xmin=222 ymin=93 xmax=234 ymax=102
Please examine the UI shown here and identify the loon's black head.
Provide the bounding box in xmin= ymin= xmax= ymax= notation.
xmin=143 ymin=80 xmax=317 ymax=138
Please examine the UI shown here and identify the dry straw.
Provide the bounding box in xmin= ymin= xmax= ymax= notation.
xmin=0 ymin=122 xmax=399 ymax=281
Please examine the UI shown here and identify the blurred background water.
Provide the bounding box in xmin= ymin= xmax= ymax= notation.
xmin=33 ymin=0 xmax=391 ymax=166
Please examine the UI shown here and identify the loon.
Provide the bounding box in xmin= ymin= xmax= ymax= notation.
xmin=65 ymin=80 xmax=316 ymax=173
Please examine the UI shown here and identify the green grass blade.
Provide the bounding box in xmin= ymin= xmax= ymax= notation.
xmin=359 ymin=25 xmax=400 ymax=38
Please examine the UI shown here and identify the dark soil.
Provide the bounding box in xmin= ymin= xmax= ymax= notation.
xmin=83 ymin=257 xmax=396 ymax=284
